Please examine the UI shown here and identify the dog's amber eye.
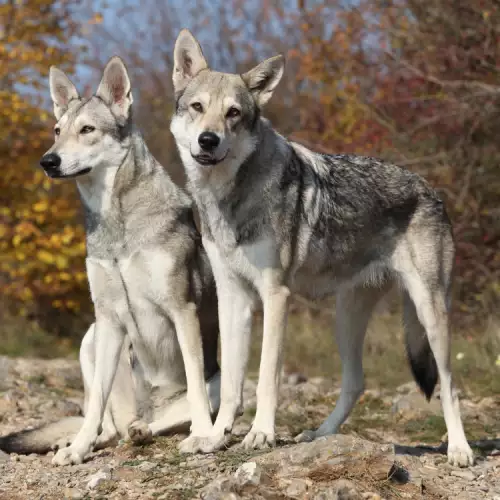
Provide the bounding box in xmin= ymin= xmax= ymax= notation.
xmin=191 ymin=102 xmax=203 ymax=113
xmin=54 ymin=127 xmax=61 ymax=136
xmin=226 ymin=107 xmax=241 ymax=119
xmin=80 ymin=125 xmax=95 ymax=134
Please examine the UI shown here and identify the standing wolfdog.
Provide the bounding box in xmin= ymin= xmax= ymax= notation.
xmin=0 ymin=56 xmax=220 ymax=465
xmin=169 ymin=29 xmax=474 ymax=467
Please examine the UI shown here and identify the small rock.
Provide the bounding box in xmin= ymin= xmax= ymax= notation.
xmin=0 ymin=450 xmax=9 ymax=462
xmin=333 ymin=479 xmax=363 ymax=499
xmin=138 ymin=461 xmax=157 ymax=472
xmin=451 ymin=469 xmax=476 ymax=481
xmin=234 ymin=461 xmax=261 ymax=486
xmin=314 ymin=479 xmax=362 ymax=500
xmin=286 ymin=372 xmax=307 ymax=385
xmin=200 ymin=477 xmax=240 ymax=499
xmin=64 ymin=487 xmax=84 ymax=499
xmin=285 ymin=478 xmax=309 ymax=497
xmin=86 ymin=470 xmax=111 ymax=489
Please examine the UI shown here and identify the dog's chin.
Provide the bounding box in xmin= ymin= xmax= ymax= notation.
xmin=46 ymin=168 xmax=92 ymax=179
xmin=191 ymin=152 xmax=228 ymax=167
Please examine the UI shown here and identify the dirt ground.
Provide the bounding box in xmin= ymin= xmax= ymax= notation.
xmin=0 ymin=355 xmax=499 ymax=499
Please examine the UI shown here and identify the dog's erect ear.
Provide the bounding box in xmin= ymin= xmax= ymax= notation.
xmin=172 ymin=29 xmax=208 ymax=96
xmin=241 ymin=55 xmax=285 ymax=108
xmin=96 ymin=56 xmax=133 ymax=124
xmin=49 ymin=67 xmax=80 ymax=120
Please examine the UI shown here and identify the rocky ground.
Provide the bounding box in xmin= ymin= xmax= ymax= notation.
xmin=0 ymin=356 xmax=499 ymax=499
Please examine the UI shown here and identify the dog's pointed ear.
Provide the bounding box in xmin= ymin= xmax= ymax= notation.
xmin=49 ymin=67 xmax=80 ymax=120
xmin=96 ymin=56 xmax=133 ymax=124
xmin=172 ymin=29 xmax=208 ymax=95
xmin=241 ymin=55 xmax=285 ymax=108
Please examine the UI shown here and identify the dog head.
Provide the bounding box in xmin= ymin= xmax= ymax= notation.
xmin=40 ymin=56 xmax=133 ymax=179
xmin=170 ymin=29 xmax=285 ymax=178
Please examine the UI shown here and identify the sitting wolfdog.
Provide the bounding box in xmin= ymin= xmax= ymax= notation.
xmin=169 ymin=29 xmax=474 ymax=467
xmin=0 ymin=56 xmax=220 ymax=465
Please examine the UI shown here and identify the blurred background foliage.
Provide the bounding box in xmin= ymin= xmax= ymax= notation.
xmin=0 ymin=0 xmax=499 ymax=358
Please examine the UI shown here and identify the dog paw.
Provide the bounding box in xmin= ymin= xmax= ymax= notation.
xmin=241 ymin=429 xmax=275 ymax=450
xmin=52 ymin=446 xmax=85 ymax=466
xmin=128 ymin=420 xmax=153 ymax=445
xmin=448 ymin=444 xmax=475 ymax=467
xmin=185 ymin=432 xmax=228 ymax=454
xmin=294 ymin=429 xmax=316 ymax=443
xmin=178 ymin=434 xmax=210 ymax=454
xmin=51 ymin=437 xmax=72 ymax=452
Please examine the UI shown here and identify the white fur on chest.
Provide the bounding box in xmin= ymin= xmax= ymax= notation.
xmin=77 ymin=167 xmax=119 ymax=213
xmin=86 ymin=249 xmax=183 ymax=387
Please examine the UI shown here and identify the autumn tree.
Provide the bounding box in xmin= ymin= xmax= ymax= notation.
xmin=0 ymin=0 xmax=92 ymax=335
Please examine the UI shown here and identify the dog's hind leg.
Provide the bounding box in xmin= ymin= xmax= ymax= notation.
xmin=52 ymin=324 xmax=98 ymax=452
xmin=393 ymin=228 xmax=473 ymax=467
xmin=95 ymin=338 xmax=138 ymax=449
xmin=52 ymin=313 xmax=126 ymax=466
xmin=296 ymin=282 xmax=388 ymax=443
xmin=129 ymin=370 xmax=221 ymax=444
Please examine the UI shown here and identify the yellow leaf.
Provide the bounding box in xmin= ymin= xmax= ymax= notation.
xmin=21 ymin=287 xmax=33 ymax=300
xmin=61 ymin=232 xmax=74 ymax=245
xmin=89 ymin=12 xmax=103 ymax=25
xmin=55 ymin=254 xmax=69 ymax=269
xmin=33 ymin=199 xmax=49 ymax=212
xmin=75 ymin=271 xmax=87 ymax=282
xmin=37 ymin=249 xmax=55 ymax=264
xmin=12 ymin=234 xmax=22 ymax=247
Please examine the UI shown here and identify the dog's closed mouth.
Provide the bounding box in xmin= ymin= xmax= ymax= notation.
xmin=48 ymin=168 xmax=92 ymax=179
xmin=192 ymin=152 xmax=228 ymax=166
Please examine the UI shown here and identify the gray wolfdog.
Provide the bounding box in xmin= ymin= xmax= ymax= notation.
xmin=169 ymin=29 xmax=474 ymax=467
xmin=0 ymin=56 xmax=220 ymax=465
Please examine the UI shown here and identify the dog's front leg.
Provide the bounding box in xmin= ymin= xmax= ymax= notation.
xmin=242 ymin=272 xmax=290 ymax=449
xmin=197 ymin=239 xmax=255 ymax=453
xmin=172 ymin=303 xmax=214 ymax=453
xmin=52 ymin=316 xmax=124 ymax=466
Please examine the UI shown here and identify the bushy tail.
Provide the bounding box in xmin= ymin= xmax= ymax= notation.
xmin=0 ymin=416 xmax=83 ymax=455
xmin=403 ymin=290 xmax=438 ymax=400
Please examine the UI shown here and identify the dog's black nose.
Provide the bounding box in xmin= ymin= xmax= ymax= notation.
xmin=198 ymin=132 xmax=220 ymax=152
xmin=40 ymin=153 xmax=62 ymax=172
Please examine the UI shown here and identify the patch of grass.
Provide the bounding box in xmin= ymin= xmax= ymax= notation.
xmin=94 ymin=479 xmax=118 ymax=496
xmin=27 ymin=374 xmax=47 ymax=385
xmin=121 ymin=459 xmax=144 ymax=467
xmin=164 ymin=450 xmax=185 ymax=467
xmin=241 ymin=405 xmax=256 ymax=424
xmin=464 ymin=419 xmax=500 ymax=442
xmin=215 ymin=447 xmax=267 ymax=472
xmin=276 ymin=409 xmax=310 ymax=436
xmin=159 ymin=487 xmax=198 ymax=500
xmin=0 ymin=313 xmax=77 ymax=359
xmin=402 ymin=415 xmax=447 ymax=443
